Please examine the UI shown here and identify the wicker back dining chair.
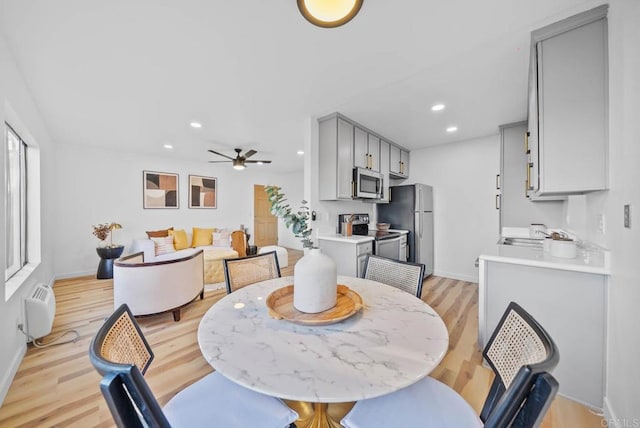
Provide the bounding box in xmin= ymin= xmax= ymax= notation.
xmin=362 ymin=254 xmax=425 ymax=298
xmin=341 ymin=301 xmax=559 ymax=428
xmin=89 ymin=304 xmax=298 ymax=428
xmin=223 ymin=250 xmax=281 ymax=294
xmin=89 ymin=303 xmax=153 ymax=376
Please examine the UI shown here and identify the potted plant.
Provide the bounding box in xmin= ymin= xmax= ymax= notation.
xmin=264 ymin=186 xmax=313 ymax=249
xmin=264 ymin=185 xmax=336 ymax=313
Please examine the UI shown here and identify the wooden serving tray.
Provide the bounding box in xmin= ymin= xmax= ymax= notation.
xmin=266 ymin=284 xmax=363 ymax=326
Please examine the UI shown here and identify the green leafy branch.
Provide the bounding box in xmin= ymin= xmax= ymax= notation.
xmin=264 ymin=185 xmax=313 ymax=249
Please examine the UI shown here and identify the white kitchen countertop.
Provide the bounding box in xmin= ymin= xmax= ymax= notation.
xmin=318 ymin=229 xmax=409 ymax=244
xmin=317 ymin=234 xmax=374 ymax=244
xmin=480 ymin=228 xmax=610 ymax=275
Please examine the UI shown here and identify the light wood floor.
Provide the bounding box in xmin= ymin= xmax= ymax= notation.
xmin=0 ymin=249 xmax=603 ymax=427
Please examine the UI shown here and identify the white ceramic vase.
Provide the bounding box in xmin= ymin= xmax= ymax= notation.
xmin=293 ymin=248 xmax=337 ymax=313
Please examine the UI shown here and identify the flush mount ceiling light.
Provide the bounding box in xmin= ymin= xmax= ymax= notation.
xmin=431 ymin=103 xmax=445 ymax=112
xmin=297 ymin=0 xmax=364 ymax=28
xmin=446 ymin=126 xmax=458 ymax=133
xmin=190 ymin=121 xmax=202 ymax=129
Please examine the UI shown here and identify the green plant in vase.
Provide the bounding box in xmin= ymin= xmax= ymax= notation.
xmin=264 ymin=185 xmax=313 ymax=249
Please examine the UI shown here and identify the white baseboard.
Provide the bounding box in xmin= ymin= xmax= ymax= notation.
xmin=433 ymin=270 xmax=478 ymax=283
xmin=0 ymin=343 xmax=26 ymax=407
xmin=54 ymin=270 xmax=94 ymax=281
xmin=603 ymin=396 xmax=620 ymax=428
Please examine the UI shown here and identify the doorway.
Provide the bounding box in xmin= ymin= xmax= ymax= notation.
xmin=254 ymin=184 xmax=278 ymax=247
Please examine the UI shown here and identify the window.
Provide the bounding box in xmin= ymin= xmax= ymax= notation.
xmin=5 ymin=124 xmax=27 ymax=280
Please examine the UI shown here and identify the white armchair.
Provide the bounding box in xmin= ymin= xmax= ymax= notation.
xmin=113 ymin=250 xmax=204 ymax=321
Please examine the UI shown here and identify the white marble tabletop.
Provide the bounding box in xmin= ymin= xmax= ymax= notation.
xmin=197 ymin=275 xmax=449 ymax=403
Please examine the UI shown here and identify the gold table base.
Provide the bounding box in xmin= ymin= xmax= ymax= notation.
xmin=284 ymin=400 xmax=355 ymax=428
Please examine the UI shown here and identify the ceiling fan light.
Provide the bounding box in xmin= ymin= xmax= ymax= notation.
xmin=233 ymin=158 xmax=245 ymax=170
xmin=298 ymin=0 xmax=363 ymax=28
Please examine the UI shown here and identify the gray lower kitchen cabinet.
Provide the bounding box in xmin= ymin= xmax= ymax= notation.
xmin=319 ymin=116 xmax=355 ymax=200
xmin=528 ymin=5 xmax=608 ymax=197
xmin=499 ymin=121 xmax=564 ymax=228
xmin=317 ymin=238 xmax=373 ymax=277
xmin=479 ymin=259 xmax=606 ymax=409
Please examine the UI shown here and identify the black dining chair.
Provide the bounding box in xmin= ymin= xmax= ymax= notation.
xmin=361 ymin=254 xmax=425 ymax=298
xmin=89 ymin=304 xmax=298 ymax=427
xmin=341 ymin=301 xmax=559 ymax=428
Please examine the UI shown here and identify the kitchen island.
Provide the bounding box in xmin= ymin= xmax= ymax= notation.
xmin=478 ymin=237 xmax=609 ymax=410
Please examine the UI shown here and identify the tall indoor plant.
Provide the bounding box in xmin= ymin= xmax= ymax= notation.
xmin=265 ymin=185 xmax=336 ymax=313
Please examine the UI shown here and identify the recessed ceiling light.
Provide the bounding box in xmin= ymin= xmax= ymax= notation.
xmin=446 ymin=126 xmax=458 ymax=133
xmin=190 ymin=121 xmax=202 ymax=129
xmin=256 ymin=161 xmax=264 ymax=165
xmin=163 ymin=144 xmax=173 ymax=149
xmin=431 ymin=104 xmax=445 ymax=112
xmin=297 ymin=150 xmax=304 ymax=155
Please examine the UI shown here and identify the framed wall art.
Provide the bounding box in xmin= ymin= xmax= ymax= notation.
xmin=189 ymin=175 xmax=217 ymax=209
xmin=143 ymin=171 xmax=179 ymax=209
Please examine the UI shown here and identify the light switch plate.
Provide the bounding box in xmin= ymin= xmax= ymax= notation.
xmin=624 ymin=205 xmax=631 ymax=228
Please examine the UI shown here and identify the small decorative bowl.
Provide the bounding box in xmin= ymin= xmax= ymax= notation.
xmin=376 ymin=223 xmax=391 ymax=231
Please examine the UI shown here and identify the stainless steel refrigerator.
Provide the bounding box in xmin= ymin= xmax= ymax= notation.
xmin=376 ymin=184 xmax=434 ymax=277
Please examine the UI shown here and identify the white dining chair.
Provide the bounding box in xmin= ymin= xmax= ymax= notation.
xmin=362 ymin=254 xmax=425 ymax=297
xmin=341 ymin=302 xmax=559 ymax=428
xmin=89 ymin=304 xmax=298 ymax=427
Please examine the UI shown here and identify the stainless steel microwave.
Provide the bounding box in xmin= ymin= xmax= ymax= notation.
xmin=353 ymin=167 xmax=383 ymax=199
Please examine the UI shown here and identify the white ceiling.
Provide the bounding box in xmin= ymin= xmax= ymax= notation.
xmin=0 ymin=0 xmax=604 ymax=172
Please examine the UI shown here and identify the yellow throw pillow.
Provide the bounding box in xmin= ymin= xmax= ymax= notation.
xmin=169 ymin=229 xmax=189 ymax=250
xmin=192 ymin=227 xmax=216 ymax=247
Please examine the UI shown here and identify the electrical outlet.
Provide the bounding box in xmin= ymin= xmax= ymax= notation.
xmin=624 ymin=205 xmax=631 ymax=228
xmin=597 ymin=214 xmax=605 ymax=233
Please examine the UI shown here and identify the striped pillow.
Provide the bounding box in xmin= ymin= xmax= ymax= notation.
xmin=151 ymin=236 xmax=176 ymax=256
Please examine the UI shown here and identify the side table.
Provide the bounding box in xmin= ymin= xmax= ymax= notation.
xmin=96 ymin=245 xmax=124 ymax=279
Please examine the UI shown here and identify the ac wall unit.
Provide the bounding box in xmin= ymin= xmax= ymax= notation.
xmin=25 ymin=284 xmax=56 ymax=340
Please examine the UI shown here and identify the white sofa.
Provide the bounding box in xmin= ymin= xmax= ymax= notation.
xmin=114 ymin=250 xmax=205 ymax=321
xmin=130 ymin=232 xmax=241 ymax=284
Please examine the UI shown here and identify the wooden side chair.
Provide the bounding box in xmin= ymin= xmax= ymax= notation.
xmin=89 ymin=304 xmax=298 ymax=428
xmin=362 ymin=254 xmax=425 ymax=298
xmin=223 ymin=250 xmax=281 ymax=294
xmin=231 ymin=230 xmax=248 ymax=257
xmin=341 ymin=302 xmax=560 ymax=428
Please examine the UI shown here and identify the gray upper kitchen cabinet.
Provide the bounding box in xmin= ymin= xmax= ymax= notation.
xmin=499 ymin=122 xmax=564 ymax=229
xmin=378 ymin=140 xmax=390 ymax=203
xmin=319 ymin=115 xmax=355 ymax=201
xmin=527 ymin=5 xmax=608 ymax=198
xmin=389 ymin=145 xmax=409 ymax=178
xmin=319 ymin=112 xmax=407 ymax=201
xmin=353 ymin=127 xmax=380 ymax=172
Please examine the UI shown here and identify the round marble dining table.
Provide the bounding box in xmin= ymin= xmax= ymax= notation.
xmin=197 ymin=275 xmax=449 ymax=426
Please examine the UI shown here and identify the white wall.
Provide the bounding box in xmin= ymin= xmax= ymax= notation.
xmin=574 ymin=0 xmax=640 ymax=423
xmin=53 ymin=142 xmax=303 ymax=276
xmin=271 ymin=171 xmax=305 ymax=250
xmin=0 ymin=35 xmax=56 ymax=405
xmin=406 ymin=135 xmax=501 ymax=281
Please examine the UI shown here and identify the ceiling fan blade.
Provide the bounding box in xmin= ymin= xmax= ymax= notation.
xmin=208 ymin=149 xmax=234 ymax=160
xmin=243 ymin=149 xmax=257 ymax=159
xmin=208 ymin=160 xmax=233 ymax=163
xmin=245 ymin=160 xmax=272 ymax=164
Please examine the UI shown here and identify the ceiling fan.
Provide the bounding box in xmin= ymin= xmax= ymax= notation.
xmin=207 ymin=148 xmax=272 ymax=170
